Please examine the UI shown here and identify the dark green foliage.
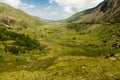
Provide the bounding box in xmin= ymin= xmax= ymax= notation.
xmin=0 ymin=27 xmax=20 ymax=40
xmin=0 ymin=55 xmax=3 ymax=60
xmin=14 ymin=35 xmax=43 ymax=50
xmin=101 ymin=39 xmax=107 ymax=44
xmin=5 ymin=46 xmax=26 ymax=55
xmin=67 ymin=23 xmax=79 ymax=31
xmin=0 ymin=27 xmax=45 ymax=54
xmin=67 ymin=23 xmax=92 ymax=31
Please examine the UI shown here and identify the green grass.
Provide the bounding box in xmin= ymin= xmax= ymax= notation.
xmin=0 ymin=55 xmax=120 ymax=80
xmin=0 ymin=21 xmax=120 ymax=80
xmin=0 ymin=2 xmax=120 ymax=80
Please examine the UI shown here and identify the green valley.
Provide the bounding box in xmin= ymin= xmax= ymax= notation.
xmin=0 ymin=0 xmax=120 ymax=80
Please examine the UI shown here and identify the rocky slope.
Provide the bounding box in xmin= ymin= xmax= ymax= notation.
xmin=65 ymin=0 xmax=120 ymax=23
xmin=63 ymin=8 xmax=94 ymax=23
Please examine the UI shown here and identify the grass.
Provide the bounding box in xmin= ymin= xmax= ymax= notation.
xmin=0 ymin=22 xmax=120 ymax=80
xmin=0 ymin=2 xmax=120 ymax=80
xmin=0 ymin=55 xmax=120 ymax=80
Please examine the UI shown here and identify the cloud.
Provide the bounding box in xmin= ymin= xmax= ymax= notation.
xmin=0 ymin=0 xmax=21 ymax=8
xmin=51 ymin=12 xmax=57 ymax=15
xmin=0 ymin=0 xmax=35 ymax=9
xmin=49 ymin=0 xmax=104 ymax=13
xmin=44 ymin=7 xmax=50 ymax=10
xmin=22 ymin=3 xmax=35 ymax=9
xmin=64 ymin=6 xmax=73 ymax=13
xmin=26 ymin=4 xmax=35 ymax=8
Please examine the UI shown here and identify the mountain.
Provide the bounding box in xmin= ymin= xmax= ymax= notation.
xmin=80 ymin=0 xmax=120 ymax=23
xmin=0 ymin=3 xmax=44 ymax=28
xmin=63 ymin=8 xmax=94 ymax=23
xmin=67 ymin=0 xmax=120 ymax=50
xmin=65 ymin=0 xmax=120 ymax=23
xmin=0 ymin=3 xmax=45 ymax=54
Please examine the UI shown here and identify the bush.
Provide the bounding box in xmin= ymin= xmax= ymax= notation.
xmin=0 ymin=27 xmax=45 ymax=54
xmin=67 ymin=23 xmax=92 ymax=31
xmin=5 ymin=46 xmax=26 ymax=55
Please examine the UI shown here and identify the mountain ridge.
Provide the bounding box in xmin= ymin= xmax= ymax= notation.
xmin=65 ymin=0 xmax=120 ymax=23
xmin=0 ymin=2 xmax=44 ymax=28
xmin=63 ymin=8 xmax=94 ymax=23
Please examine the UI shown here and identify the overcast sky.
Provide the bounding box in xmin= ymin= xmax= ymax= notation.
xmin=0 ymin=0 xmax=104 ymax=20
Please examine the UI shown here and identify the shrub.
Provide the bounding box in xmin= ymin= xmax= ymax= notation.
xmin=0 ymin=27 xmax=45 ymax=54
xmin=5 ymin=46 xmax=26 ymax=55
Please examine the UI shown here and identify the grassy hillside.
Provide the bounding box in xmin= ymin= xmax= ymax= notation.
xmin=0 ymin=2 xmax=46 ymax=54
xmin=67 ymin=23 xmax=120 ymax=49
xmin=0 ymin=3 xmax=44 ymax=27
xmin=63 ymin=8 xmax=94 ymax=23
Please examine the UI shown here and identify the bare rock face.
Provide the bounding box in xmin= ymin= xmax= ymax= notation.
xmin=88 ymin=0 xmax=120 ymax=23
xmin=64 ymin=0 xmax=120 ymax=23
xmin=97 ymin=0 xmax=120 ymax=22
xmin=78 ymin=0 xmax=120 ymax=23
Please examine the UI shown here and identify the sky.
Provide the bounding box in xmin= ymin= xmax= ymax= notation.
xmin=0 ymin=0 xmax=104 ymax=21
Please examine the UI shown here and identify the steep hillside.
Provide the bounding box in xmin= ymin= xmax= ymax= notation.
xmin=0 ymin=3 xmax=44 ymax=28
xmin=65 ymin=0 xmax=120 ymax=23
xmin=64 ymin=8 xmax=94 ymax=23
xmin=0 ymin=3 xmax=46 ymax=54
xmin=67 ymin=0 xmax=120 ymax=51
xmin=80 ymin=0 xmax=120 ymax=23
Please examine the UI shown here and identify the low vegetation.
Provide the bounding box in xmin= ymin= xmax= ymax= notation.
xmin=0 ymin=27 xmax=45 ymax=54
xmin=0 ymin=22 xmax=120 ymax=80
xmin=0 ymin=0 xmax=120 ymax=79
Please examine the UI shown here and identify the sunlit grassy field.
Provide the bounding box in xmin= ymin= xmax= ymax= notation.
xmin=0 ymin=23 xmax=120 ymax=80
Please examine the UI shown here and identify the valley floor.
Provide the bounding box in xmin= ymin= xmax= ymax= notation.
xmin=0 ymin=23 xmax=120 ymax=80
